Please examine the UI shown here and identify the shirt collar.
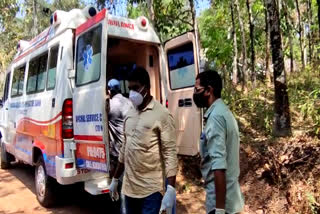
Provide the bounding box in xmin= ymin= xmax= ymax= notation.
xmin=141 ymin=97 xmax=155 ymax=112
xmin=204 ymin=98 xmax=222 ymax=119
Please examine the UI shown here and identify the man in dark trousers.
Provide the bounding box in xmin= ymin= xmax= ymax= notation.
xmin=193 ymin=70 xmax=244 ymax=214
xmin=109 ymin=67 xmax=177 ymax=214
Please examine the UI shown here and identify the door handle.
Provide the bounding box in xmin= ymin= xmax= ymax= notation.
xmin=52 ymin=98 xmax=55 ymax=108
xmin=184 ymin=98 xmax=192 ymax=107
xmin=178 ymin=98 xmax=192 ymax=107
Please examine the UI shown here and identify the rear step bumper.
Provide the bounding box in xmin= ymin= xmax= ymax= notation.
xmin=55 ymin=156 xmax=77 ymax=184
xmin=85 ymin=177 xmax=110 ymax=195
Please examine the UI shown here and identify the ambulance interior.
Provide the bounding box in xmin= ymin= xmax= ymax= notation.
xmin=106 ymin=37 xmax=161 ymax=101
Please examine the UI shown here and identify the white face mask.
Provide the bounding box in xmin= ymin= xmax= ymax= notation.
xmin=129 ymin=87 xmax=145 ymax=108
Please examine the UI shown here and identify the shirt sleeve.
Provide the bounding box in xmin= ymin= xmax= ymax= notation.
xmin=206 ymin=115 xmax=227 ymax=170
xmin=160 ymin=113 xmax=178 ymax=178
xmin=118 ymin=117 xmax=128 ymax=164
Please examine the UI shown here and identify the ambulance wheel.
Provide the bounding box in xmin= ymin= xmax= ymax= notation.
xmin=35 ymin=156 xmax=56 ymax=208
xmin=0 ymin=141 xmax=14 ymax=169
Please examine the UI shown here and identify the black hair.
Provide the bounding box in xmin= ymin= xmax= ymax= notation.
xmin=128 ymin=66 xmax=151 ymax=89
xmin=196 ymin=70 xmax=222 ymax=98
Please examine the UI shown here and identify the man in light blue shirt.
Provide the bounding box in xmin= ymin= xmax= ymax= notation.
xmin=193 ymin=70 xmax=244 ymax=214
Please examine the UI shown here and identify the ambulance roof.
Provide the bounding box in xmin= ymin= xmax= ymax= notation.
xmin=12 ymin=8 xmax=160 ymax=67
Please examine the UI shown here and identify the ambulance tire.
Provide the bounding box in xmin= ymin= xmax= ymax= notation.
xmin=35 ymin=156 xmax=57 ymax=208
xmin=0 ymin=141 xmax=14 ymax=169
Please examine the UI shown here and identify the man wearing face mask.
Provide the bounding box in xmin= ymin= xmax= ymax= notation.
xmin=193 ymin=70 xmax=244 ymax=214
xmin=107 ymin=79 xmax=133 ymax=214
xmin=109 ymin=67 xmax=177 ymax=214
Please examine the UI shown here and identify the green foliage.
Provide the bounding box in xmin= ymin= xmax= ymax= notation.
xmin=198 ymin=7 xmax=233 ymax=70
xmin=0 ymin=0 xmax=83 ymax=76
xmin=127 ymin=2 xmax=148 ymax=18
xmin=222 ymin=85 xmax=274 ymax=134
xmin=288 ymin=66 xmax=320 ymax=135
xmin=128 ymin=0 xmax=193 ymax=42
xmin=306 ymin=192 xmax=320 ymax=214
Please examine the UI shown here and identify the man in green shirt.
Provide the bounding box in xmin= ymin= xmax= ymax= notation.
xmin=193 ymin=70 xmax=244 ymax=214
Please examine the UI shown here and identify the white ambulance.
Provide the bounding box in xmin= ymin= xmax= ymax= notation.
xmin=0 ymin=6 xmax=201 ymax=207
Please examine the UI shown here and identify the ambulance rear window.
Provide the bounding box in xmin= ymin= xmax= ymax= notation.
xmin=167 ymin=42 xmax=195 ymax=90
xmin=76 ymin=25 xmax=102 ymax=86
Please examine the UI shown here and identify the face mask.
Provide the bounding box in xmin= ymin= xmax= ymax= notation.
xmin=129 ymin=87 xmax=146 ymax=108
xmin=193 ymin=90 xmax=207 ymax=108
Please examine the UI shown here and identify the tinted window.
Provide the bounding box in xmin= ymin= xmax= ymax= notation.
xmin=76 ymin=25 xmax=102 ymax=86
xmin=167 ymin=42 xmax=196 ymax=90
xmin=11 ymin=66 xmax=25 ymax=97
xmin=27 ymin=53 xmax=48 ymax=94
xmin=3 ymin=72 xmax=11 ymax=102
xmin=27 ymin=60 xmax=38 ymax=93
xmin=47 ymin=46 xmax=59 ymax=90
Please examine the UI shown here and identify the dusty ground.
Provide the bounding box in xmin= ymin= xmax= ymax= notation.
xmin=1 ymin=133 xmax=319 ymax=214
xmin=0 ymin=161 xmax=206 ymax=214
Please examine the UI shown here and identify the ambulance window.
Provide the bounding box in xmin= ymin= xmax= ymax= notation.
xmin=27 ymin=53 xmax=48 ymax=93
xmin=11 ymin=65 xmax=26 ymax=97
xmin=37 ymin=54 xmax=48 ymax=91
xmin=47 ymin=46 xmax=59 ymax=90
xmin=3 ymin=72 xmax=11 ymax=102
xmin=76 ymin=25 xmax=102 ymax=86
xmin=27 ymin=60 xmax=38 ymax=93
xmin=167 ymin=42 xmax=196 ymax=90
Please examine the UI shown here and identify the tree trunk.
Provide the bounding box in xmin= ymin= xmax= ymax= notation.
xmin=282 ymin=0 xmax=294 ymax=74
xmin=317 ymin=0 xmax=320 ymax=37
xmin=147 ymin=0 xmax=155 ymax=23
xmin=307 ymin=0 xmax=313 ymax=62
xmin=266 ymin=0 xmax=292 ymax=137
xmin=235 ymin=0 xmax=248 ymax=91
xmin=246 ymin=0 xmax=256 ymax=87
xmin=32 ymin=0 xmax=39 ymax=37
xmin=189 ymin=0 xmax=202 ymax=72
xmin=264 ymin=0 xmax=272 ymax=84
xmin=231 ymin=0 xmax=238 ymax=86
xmin=295 ymin=0 xmax=305 ymax=70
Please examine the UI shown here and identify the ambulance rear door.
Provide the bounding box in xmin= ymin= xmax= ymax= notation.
xmin=164 ymin=32 xmax=201 ymax=156
xmin=73 ymin=9 xmax=109 ymax=172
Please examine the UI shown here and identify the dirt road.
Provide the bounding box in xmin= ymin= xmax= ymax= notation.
xmin=0 ymin=163 xmax=122 ymax=214
xmin=0 ymin=163 xmax=206 ymax=214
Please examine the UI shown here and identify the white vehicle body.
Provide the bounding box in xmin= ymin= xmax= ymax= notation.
xmin=0 ymin=7 xmax=201 ymax=205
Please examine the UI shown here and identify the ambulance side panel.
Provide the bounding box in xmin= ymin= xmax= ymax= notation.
xmin=6 ymin=30 xmax=73 ymax=178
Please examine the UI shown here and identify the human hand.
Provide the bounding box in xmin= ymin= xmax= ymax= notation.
xmin=109 ymin=178 xmax=119 ymax=201
xmin=159 ymin=185 xmax=176 ymax=213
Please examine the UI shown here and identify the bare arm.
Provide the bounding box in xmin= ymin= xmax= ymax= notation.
xmin=167 ymin=176 xmax=176 ymax=188
xmin=113 ymin=162 xmax=124 ymax=179
xmin=214 ymin=169 xmax=226 ymax=209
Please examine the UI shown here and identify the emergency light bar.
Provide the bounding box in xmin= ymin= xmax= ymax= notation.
xmin=50 ymin=6 xmax=97 ymax=27
xmin=82 ymin=6 xmax=98 ymax=19
xmin=50 ymin=10 xmax=66 ymax=26
xmin=137 ymin=16 xmax=149 ymax=31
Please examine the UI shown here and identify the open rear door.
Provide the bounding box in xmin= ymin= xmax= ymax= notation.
xmin=73 ymin=9 xmax=109 ymax=172
xmin=164 ymin=32 xmax=201 ymax=156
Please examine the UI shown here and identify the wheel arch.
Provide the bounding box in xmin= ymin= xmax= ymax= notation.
xmin=32 ymin=146 xmax=43 ymax=165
